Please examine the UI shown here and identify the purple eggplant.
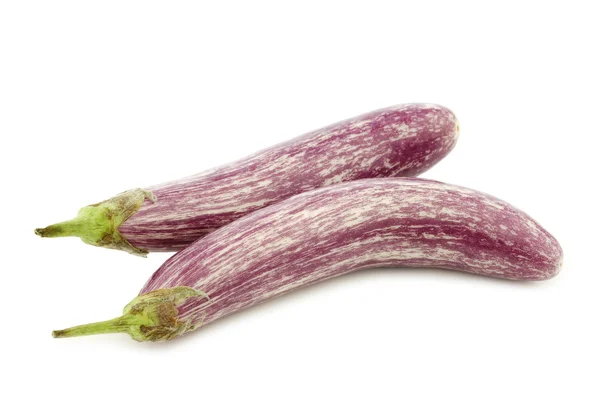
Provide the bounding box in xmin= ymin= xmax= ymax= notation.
xmin=36 ymin=104 xmax=459 ymax=255
xmin=52 ymin=178 xmax=562 ymax=342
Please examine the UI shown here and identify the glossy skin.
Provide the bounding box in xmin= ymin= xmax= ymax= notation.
xmin=120 ymin=104 xmax=459 ymax=251
xmin=141 ymin=178 xmax=562 ymax=337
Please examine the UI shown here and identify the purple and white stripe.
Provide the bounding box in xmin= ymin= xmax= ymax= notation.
xmin=141 ymin=178 xmax=562 ymax=337
xmin=120 ymin=104 xmax=459 ymax=251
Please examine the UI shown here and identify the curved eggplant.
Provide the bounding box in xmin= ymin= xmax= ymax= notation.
xmin=52 ymin=178 xmax=562 ymax=342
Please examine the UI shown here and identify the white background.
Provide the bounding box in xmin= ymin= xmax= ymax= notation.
xmin=1 ymin=1 xmax=598 ymax=399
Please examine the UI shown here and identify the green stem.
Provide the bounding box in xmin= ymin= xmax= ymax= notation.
xmin=52 ymin=316 xmax=133 ymax=338
xmin=35 ymin=213 xmax=102 ymax=239
xmin=52 ymin=287 xmax=209 ymax=342
xmin=35 ymin=188 xmax=155 ymax=256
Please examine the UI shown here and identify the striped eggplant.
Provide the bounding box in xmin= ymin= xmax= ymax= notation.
xmin=35 ymin=104 xmax=459 ymax=256
xmin=52 ymin=178 xmax=562 ymax=342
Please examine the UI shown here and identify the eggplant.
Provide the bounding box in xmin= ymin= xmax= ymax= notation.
xmin=36 ymin=104 xmax=459 ymax=255
xmin=53 ymin=178 xmax=562 ymax=342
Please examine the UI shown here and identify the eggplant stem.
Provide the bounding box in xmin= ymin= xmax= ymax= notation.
xmin=52 ymin=316 xmax=133 ymax=338
xmin=52 ymin=286 xmax=209 ymax=342
xmin=34 ymin=188 xmax=155 ymax=256
xmin=35 ymin=215 xmax=94 ymax=238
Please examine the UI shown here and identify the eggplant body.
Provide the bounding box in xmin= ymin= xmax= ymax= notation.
xmin=37 ymin=104 xmax=459 ymax=255
xmin=142 ymin=178 xmax=561 ymax=338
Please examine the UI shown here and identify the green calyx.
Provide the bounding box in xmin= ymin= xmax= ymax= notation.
xmin=35 ymin=189 xmax=155 ymax=256
xmin=52 ymin=286 xmax=209 ymax=342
